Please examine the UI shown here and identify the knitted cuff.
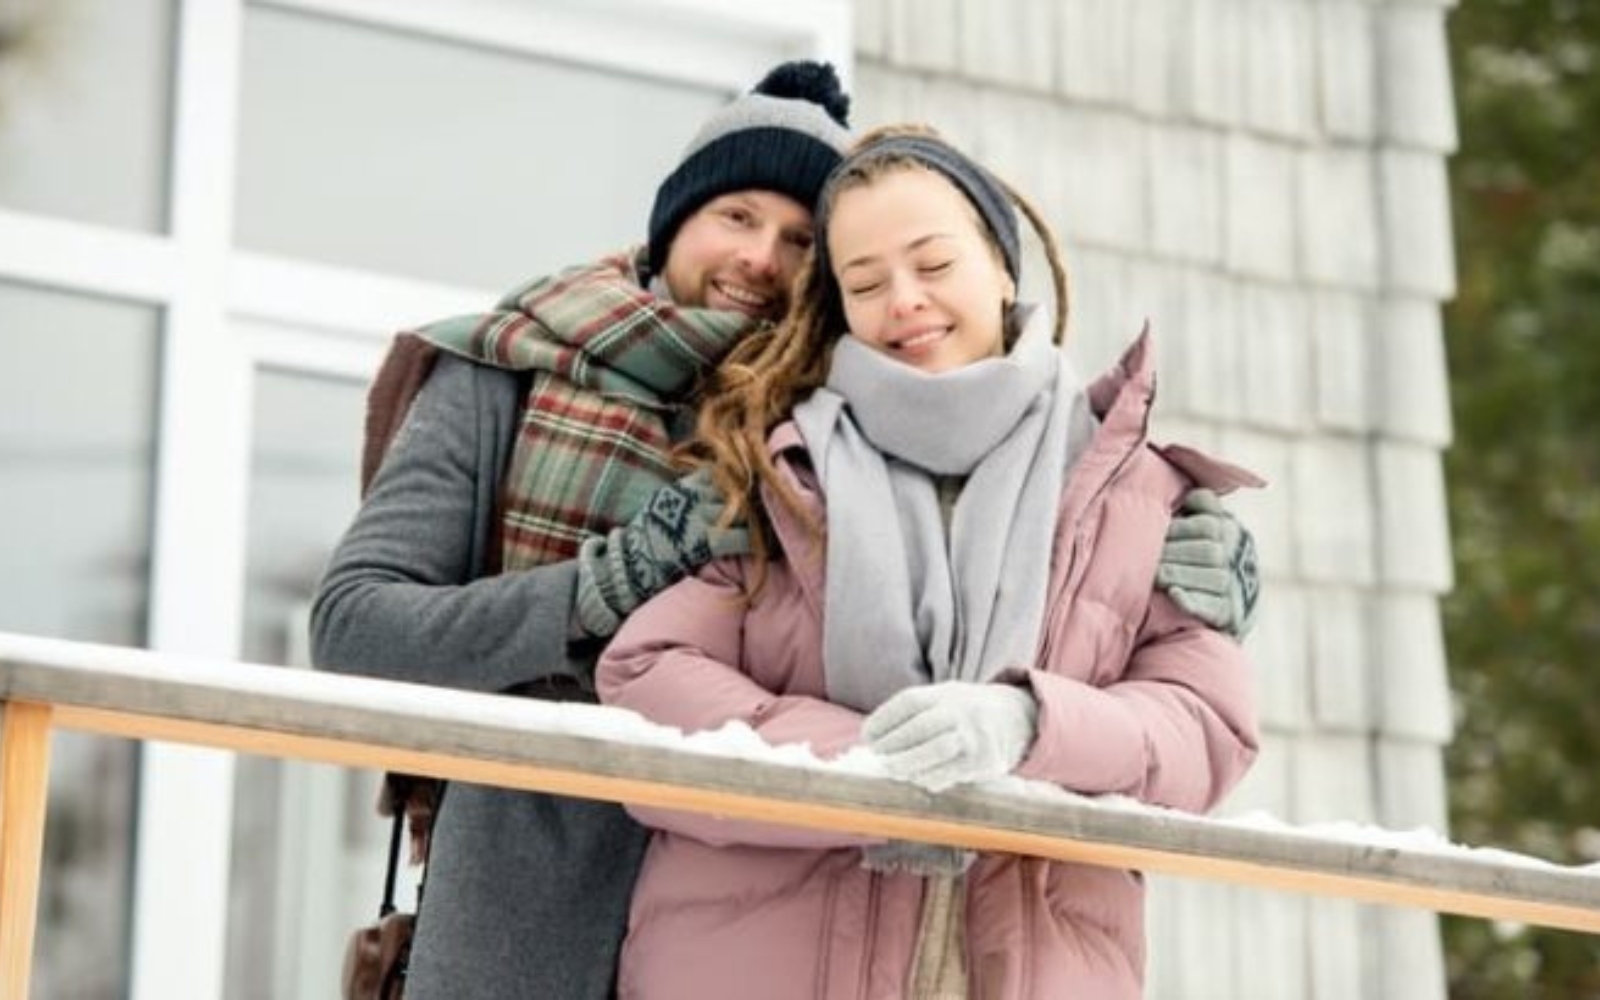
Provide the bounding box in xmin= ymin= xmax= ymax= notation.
xmin=574 ymin=534 xmax=628 ymax=639
xmin=997 ymin=684 xmax=1041 ymax=774
xmin=860 ymin=841 xmax=975 ymax=877
xmin=1233 ymin=529 xmax=1261 ymax=639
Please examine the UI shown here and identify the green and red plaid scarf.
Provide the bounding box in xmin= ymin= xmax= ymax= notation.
xmin=414 ymin=250 xmax=753 ymax=570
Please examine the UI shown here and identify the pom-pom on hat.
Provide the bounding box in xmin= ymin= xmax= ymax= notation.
xmin=647 ymin=60 xmax=853 ymax=274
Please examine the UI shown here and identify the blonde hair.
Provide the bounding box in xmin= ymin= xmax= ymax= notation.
xmin=683 ymin=124 xmax=1072 ymax=591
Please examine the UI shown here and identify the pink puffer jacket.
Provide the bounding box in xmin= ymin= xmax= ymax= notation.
xmin=597 ymin=330 xmax=1261 ymax=1000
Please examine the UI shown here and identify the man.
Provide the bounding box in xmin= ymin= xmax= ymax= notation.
xmin=312 ymin=60 xmax=1255 ymax=1000
xmin=314 ymin=61 xmax=856 ymax=1000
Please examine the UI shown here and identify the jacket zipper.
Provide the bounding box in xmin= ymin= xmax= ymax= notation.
xmin=1061 ymin=436 xmax=1145 ymax=596
xmin=1020 ymin=865 xmax=1036 ymax=1000
xmin=815 ymin=869 xmax=840 ymax=1000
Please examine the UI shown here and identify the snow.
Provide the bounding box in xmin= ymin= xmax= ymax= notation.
xmin=5 ymin=630 xmax=1594 ymax=880
xmin=542 ymin=697 xmax=1598 ymax=878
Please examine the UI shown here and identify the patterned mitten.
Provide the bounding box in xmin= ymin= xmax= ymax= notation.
xmin=574 ymin=468 xmax=749 ymax=637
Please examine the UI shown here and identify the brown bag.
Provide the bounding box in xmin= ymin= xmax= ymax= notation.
xmin=341 ymin=906 xmax=414 ymax=1000
xmin=341 ymin=778 xmax=438 ymax=999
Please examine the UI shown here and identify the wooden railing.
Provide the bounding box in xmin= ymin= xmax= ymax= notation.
xmin=3 ymin=631 xmax=1598 ymax=997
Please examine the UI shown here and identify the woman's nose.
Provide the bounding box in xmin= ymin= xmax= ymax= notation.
xmin=887 ymin=275 xmax=927 ymax=318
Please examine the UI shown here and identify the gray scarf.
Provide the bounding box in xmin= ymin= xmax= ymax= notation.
xmin=793 ymin=306 xmax=1096 ymax=712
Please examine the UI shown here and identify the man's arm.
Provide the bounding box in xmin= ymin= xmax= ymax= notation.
xmin=310 ymin=356 xmax=594 ymax=693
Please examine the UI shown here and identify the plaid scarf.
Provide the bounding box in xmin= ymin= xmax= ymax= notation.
xmin=413 ymin=251 xmax=753 ymax=571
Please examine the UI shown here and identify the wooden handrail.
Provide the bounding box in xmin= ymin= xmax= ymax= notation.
xmin=2 ymin=631 xmax=1598 ymax=995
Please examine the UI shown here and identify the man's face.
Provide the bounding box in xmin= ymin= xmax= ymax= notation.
xmin=662 ymin=191 xmax=814 ymax=321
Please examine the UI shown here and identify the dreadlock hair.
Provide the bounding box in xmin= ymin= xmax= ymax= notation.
xmin=682 ymin=123 xmax=1072 ymax=594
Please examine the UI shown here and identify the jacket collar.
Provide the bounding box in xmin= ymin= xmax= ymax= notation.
xmin=761 ymin=422 xmax=828 ymax=618
xmin=1084 ymin=324 xmax=1264 ymax=494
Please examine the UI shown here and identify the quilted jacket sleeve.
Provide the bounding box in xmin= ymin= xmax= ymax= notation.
xmin=1011 ymin=445 xmax=1260 ymax=813
xmin=597 ymin=559 xmax=877 ymax=850
xmin=1014 ymin=591 xmax=1260 ymax=813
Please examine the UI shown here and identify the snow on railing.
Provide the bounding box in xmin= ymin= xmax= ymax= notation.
xmin=2 ymin=631 xmax=1597 ymax=997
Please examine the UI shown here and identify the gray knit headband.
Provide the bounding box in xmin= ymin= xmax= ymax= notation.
xmin=647 ymin=63 xmax=852 ymax=274
xmin=814 ymin=134 xmax=1021 ymax=283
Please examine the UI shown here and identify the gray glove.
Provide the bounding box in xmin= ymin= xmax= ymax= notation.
xmin=574 ymin=468 xmax=750 ymax=638
xmin=1155 ymin=488 xmax=1261 ymax=639
xmin=863 ymin=681 xmax=1039 ymax=793
xmin=860 ymin=840 xmax=974 ymax=876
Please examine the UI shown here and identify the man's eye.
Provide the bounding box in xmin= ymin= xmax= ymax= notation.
xmin=722 ymin=208 xmax=753 ymax=226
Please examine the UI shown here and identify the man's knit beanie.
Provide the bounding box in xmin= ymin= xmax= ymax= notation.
xmin=647 ymin=60 xmax=852 ymax=273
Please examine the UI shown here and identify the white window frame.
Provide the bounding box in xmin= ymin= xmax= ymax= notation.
xmin=0 ymin=1 xmax=849 ymax=998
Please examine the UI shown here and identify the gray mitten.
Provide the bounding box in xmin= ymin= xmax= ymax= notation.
xmin=574 ymin=468 xmax=750 ymax=638
xmin=863 ymin=682 xmax=1039 ymax=793
xmin=1156 ymin=488 xmax=1261 ymax=639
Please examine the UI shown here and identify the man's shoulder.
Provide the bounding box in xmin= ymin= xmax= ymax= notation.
xmin=419 ymin=350 xmax=526 ymax=421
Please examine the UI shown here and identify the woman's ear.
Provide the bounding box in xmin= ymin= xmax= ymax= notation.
xmin=1002 ymin=275 xmax=1017 ymax=308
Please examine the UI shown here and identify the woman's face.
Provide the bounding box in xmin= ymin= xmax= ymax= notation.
xmin=827 ymin=167 xmax=1015 ymax=374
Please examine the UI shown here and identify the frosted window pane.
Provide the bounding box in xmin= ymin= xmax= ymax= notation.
xmin=227 ymin=365 xmax=366 ymax=999
xmin=0 ymin=278 xmax=158 ymax=999
xmin=240 ymin=366 xmax=365 ymax=667
xmin=0 ymin=281 xmax=157 ymax=643
xmin=236 ymin=7 xmax=727 ymax=289
xmin=0 ymin=0 xmax=174 ymax=231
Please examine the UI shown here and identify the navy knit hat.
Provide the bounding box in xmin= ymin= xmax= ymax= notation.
xmin=647 ymin=61 xmax=853 ymax=274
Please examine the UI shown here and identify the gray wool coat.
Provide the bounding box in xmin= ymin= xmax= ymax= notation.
xmin=311 ymin=353 xmax=648 ymax=1000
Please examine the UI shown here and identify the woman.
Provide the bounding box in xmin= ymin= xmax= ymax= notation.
xmin=595 ymin=127 xmax=1260 ymax=999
